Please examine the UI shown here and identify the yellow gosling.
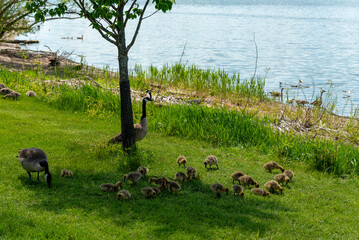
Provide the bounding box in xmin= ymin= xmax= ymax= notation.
xmin=239 ymin=175 xmax=259 ymax=188
xmin=274 ymin=173 xmax=290 ymax=185
xmin=60 ymin=169 xmax=73 ymax=177
xmin=284 ymin=170 xmax=294 ymax=180
xmin=100 ymin=181 xmax=122 ymax=192
xmin=137 ymin=166 xmax=149 ymax=178
xmin=263 ymin=161 xmax=285 ymax=173
xmin=230 ymin=171 xmax=246 ymax=184
xmin=177 ymin=155 xmax=187 ymax=167
xmin=264 ymin=180 xmax=283 ymax=194
xmin=204 ymin=155 xmax=219 ymax=169
xmin=251 ymin=188 xmax=270 ymax=196
xmin=117 ymin=190 xmax=131 ymax=200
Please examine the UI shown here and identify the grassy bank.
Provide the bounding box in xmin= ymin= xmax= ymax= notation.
xmin=1 ymin=94 xmax=358 ymax=239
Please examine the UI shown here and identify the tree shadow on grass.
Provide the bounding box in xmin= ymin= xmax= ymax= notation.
xmin=17 ymin=168 xmax=290 ymax=239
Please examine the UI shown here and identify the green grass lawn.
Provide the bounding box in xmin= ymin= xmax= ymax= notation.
xmin=0 ymin=97 xmax=358 ymax=239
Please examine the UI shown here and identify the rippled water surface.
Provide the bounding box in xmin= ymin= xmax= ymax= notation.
xmin=19 ymin=0 xmax=359 ymax=115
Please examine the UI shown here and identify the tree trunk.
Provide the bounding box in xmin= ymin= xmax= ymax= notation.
xmin=118 ymin=33 xmax=136 ymax=151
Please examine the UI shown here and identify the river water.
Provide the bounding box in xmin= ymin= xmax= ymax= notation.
xmin=18 ymin=0 xmax=359 ymax=115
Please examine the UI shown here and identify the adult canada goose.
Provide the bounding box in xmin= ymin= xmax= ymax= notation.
xmin=210 ymin=183 xmax=229 ymax=197
xmin=204 ymin=155 xmax=219 ymax=169
xmin=26 ymin=91 xmax=37 ymax=97
xmin=17 ymin=148 xmax=52 ymax=188
xmin=263 ymin=161 xmax=285 ymax=173
xmin=311 ymin=90 xmax=326 ymax=107
xmin=117 ymin=190 xmax=131 ymax=200
xmin=60 ymin=169 xmax=73 ymax=177
xmin=3 ymin=91 xmax=21 ymax=100
xmin=108 ymin=91 xmax=154 ymax=144
xmin=100 ymin=181 xmax=122 ymax=192
xmin=177 ymin=155 xmax=187 ymax=167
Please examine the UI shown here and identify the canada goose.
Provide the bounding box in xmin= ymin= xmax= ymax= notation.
xmin=177 ymin=155 xmax=187 ymax=167
xmin=26 ymin=91 xmax=36 ymax=97
xmin=232 ymin=185 xmax=244 ymax=197
xmin=251 ymin=188 xmax=270 ymax=196
xmin=123 ymin=172 xmax=142 ymax=185
xmin=230 ymin=171 xmax=246 ymax=184
xmin=3 ymin=91 xmax=21 ymax=100
xmin=60 ymin=169 xmax=73 ymax=177
xmin=108 ymin=91 xmax=154 ymax=144
xmin=263 ymin=161 xmax=285 ymax=173
xmin=204 ymin=155 xmax=219 ymax=169
xmin=0 ymin=83 xmax=5 ymax=89
xmin=117 ymin=190 xmax=131 ymax=200
xmin=295 ymin=100 xmax=309 ymax=106
xmin=238 ymin=175 xmax=259 ymax=188
xmin=270 ymin=88 xmax=283 ymax=98
xmin=162 ymin=178 xmax=181 ymax=193
xmin=100 ymin=181 xmax=122 ymax=192
xmin=284 ymin=170 xmax=294 ymax=180
xmin=150 ymin=177 xmax=164 ymax=185
xmin=311 ymin=90 xmax=326 ymax=107
xmin=137 ymin=166 xmax=149 ymax=178
xmin=77 ymin=35 xmax=83 ymax=40
xmin=274 ymin=173 xmax=290 ymax=185
xmin=17 ymin=148 xmax=52 ymax=188
xmin=141 ymin=187 xmax=157 ymax=200
xmin=210 ymin=183 xmax=229 ymax=197
xmin=186 ymin=166 xmax=197 ymax=180
xmin=0 ymin=88 xmax=13 ymax=95
xmin=264 ymin=180 xmax=283 ymax=194
xmin=174 ymin=172 xmax=186 ymax=184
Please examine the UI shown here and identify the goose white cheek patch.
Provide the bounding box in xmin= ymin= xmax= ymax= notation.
xmin=44 ymin=174 xmax=48 ymax=180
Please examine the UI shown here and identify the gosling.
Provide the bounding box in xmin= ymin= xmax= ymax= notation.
xmin=163 ymin=178 xmax=181 ymax=193
xmin=100 ymin=181 xmax=122 ymax=192
xmin=239 ymin=175 xmax=259 ymax=188
xmin=204 ymin=155 xmax=219 ymax=169
xmin=230 ymin=171 xmax=246 ymax=184
xmin=263 ymin=161 xmax=285 ymax=173
xmin=26 ymin=91 xmax=37 ymax=97
xmin=186 ymin=166 xmax=197 ymax=180
xmin=137 ymin=166 xmax=149 ymax=178
xmin=141 ymin=187 xmax=157 ymax=200
xmin=174 ymin=172 xmax=187 ymax=184
xmin=124 ymin=172 xmax=142 ymax=185
xmin=3 ymin=91 xmax=21 ymax=100
xmin=150 ymin=177 xmax=164 ymax=186
xmin=0 ymin=88 xmax=12 ymax=95
xmin=60 ymin=169 xmax=73 ymax=177
xmin=0 ymin=83 xmax=5 ymax=89
xmin=177 ymin=155 xmax=187 ymax=167
xmin=284 ymin=170 xmax=294 ymax=180
xmin=210 ymin=183 xmax=229 ymax=197
xmin=251 ymin=188 xmax=270 ymax=196
xmin=264 ymin=180 xmax=283 ymax=194
xmin=274 ymin=173 xmax=290 ymax=185
xmin=117 ymin=190 xmax=131 ymax=200
xmin=232 ymin=185 xmax=244 ymax=197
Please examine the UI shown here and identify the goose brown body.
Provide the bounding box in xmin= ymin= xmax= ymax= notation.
xmin=264 ymin=180 xmax=283 ymax=194
xmin=230 ymin=171 xmax=246 ymax=184
xmin=274 ymin=173 xmax=290 ymax=184
xmin=284 ymin=170 xmax=294 ymax=180
xmin=251 ymin=188 xmax=270 ymax=196
xmin=263 ymin=161 xmax=285 ymax=173
xmin=239 ymin=175 xmax=259 ymax=188
xmin=210 ymin=183 xmax=229 ymax=197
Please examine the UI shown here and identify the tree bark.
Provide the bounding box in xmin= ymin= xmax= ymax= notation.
xmin=118 ymin=31 xmax=136 ymax=151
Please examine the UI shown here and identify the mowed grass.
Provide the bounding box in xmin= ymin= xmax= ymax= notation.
xmin=0 ymin=97 xmax=358 ymax=239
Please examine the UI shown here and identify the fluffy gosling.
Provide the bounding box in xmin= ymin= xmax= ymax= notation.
xmin=117 ymin=190 xmax=131 ymax=200
xmin=251 ymin=188 xmax=270 ymax=196
xmin=210 ymin=183 xmax=229 ymax=197
xmin=186 ymin=166 xmax=197 ymax=180
xmin=232 ymin=185 xmax=244 ymax=197
xmin=174 ymin=172 xmax=187 ymax=184
xmin=100 ymin=181 xmax=122 ymax=192
xmin=230 ymin=171 xmax=246 ymax=184
xmin=177 ymin=155 xmax=187 ymax=167
xmin=3 ymin=91 xmax=21 ymax=100
xmin=263 ymin=161 xmax=285 ymax=173
xmin=163 ymin=178 xmax=181 ymax=193
xmin=0 ymin=88 xmax=12 ymax=95
xmin=141 ymin=187 xmax=157 ymax=200
xmin=239 ymin=175 xmax=259 ymax=188
xmin=0 ymin=83 xmax=5 ymax=89
xmin=264 ymin=180 xmax=283 ymax=194
xmin=284 ymin=170 xmax=294 ymax=180
xmin=60 ymin=169 xmax=73 ymax=177
xmin=204 ymin=155 xmax=219 ymax=169
xmin=26 ymin=91 xmax=37 ymax=97
xmin=150 ymin=177 xmax=164 ymax=186
xmin=274 ymin=173 xmax=290 ymax=185
xmin=124 ymin=172 xmax=142 ymax=185
xmin=137 ymin=166 xmax=149 ymax=178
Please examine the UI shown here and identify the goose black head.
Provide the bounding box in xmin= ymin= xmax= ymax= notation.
xmin=45 ymin=172 xmax=52 ymax=188
xmin=145 ymin=90 xmax=154 ymax=102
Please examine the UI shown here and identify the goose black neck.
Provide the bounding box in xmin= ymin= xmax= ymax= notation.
xmin=141 ymin=98 xmax=147 ymax=120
